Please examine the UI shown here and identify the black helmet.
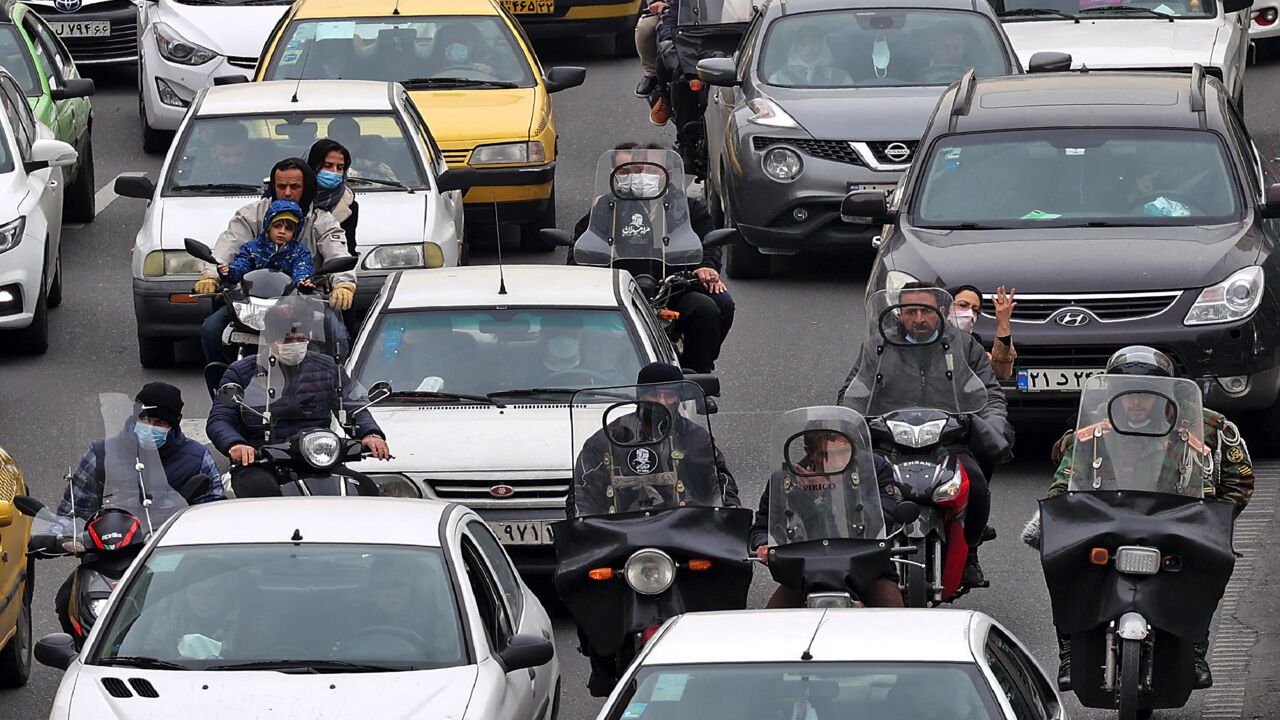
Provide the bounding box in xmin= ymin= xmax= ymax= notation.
xmin=1105 ymin=345 xmax=1176 ymax=377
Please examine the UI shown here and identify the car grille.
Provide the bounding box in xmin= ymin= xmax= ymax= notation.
xmin=420 ymin=474 xmax=569 ymax=508
xmin=1013 ymin=344 xmax=1186 ymax=374
xmin=753 ymin=136 xmax=864 ymax=166
xmin=864 ymin=140 xmax=918 ymax=166
xmin=32 ymin=0 xmax=138 ymax=64
xmin=226 ymin=56 xmax=258 ymax=70
xmin=441 ymin=149 xmax=472 ymax=167
xmin=981 ymin=291 xmax=1182 ymax=323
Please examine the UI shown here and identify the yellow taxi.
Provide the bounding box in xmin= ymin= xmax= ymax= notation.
xmin=255 ymin=0 xmax=586 ymax=251
xmin=0 ymin=447 xmax=32 ymax=687
xmin=505 ymin=0 xmax=641 ymax=56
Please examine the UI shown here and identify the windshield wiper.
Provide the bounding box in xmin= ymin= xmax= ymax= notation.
xmin=487 ymin=387 xmax=579 ymax=400
xmin=387 ymin=390 xmax=506 ymax=408
xmin=1078 ymin=5 xmax=1174 ymax=19
xmin=346 ymin=176 xmax=413 ymax=192
xmin=170 ymin=182 xmax=263 ymax=194
xmin=953 ymin=222 xmax=1010 ymax=230
xmin=207 ymin=659 xmax=401 ymax=673
xmin=99 ymin=655 xmax=192 ymax=671
xmin=998 ymin=7 xmax=1079 ymax=20
xmin=402 ymin=77 xmax=519 ymax=89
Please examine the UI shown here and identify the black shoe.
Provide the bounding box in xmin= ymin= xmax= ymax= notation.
xmin=635 ymin=75 xmax=658 ymax=97
xmin=1193 ymin=642 xmax=1213 ymax=689
xmin=1057 ymin=634 xmax=1072 ymax=691
xmin=961 ymin=549 xmax=986 ymax=587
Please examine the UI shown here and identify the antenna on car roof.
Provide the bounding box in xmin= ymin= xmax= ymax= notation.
xmin=393 ymin=0 xmax=401 ymax=15
xmin=290 ymin=31 xmax=316 ymax=103
xmin=799 ymin=609 xmax=829 ymax=662
xmin=493 ymin=202 xmax=508 ymax=295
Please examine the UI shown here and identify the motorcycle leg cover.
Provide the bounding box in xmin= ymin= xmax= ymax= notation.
xmin=55 ymin=572 xmax=75 ymax=637
xmin=768 ymin=539 xmax=893 ymax=601
xmin=231 ymin=466 xmax=281 ymax=498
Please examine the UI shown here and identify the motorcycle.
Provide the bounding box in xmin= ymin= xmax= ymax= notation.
xmin=15 ymin=393 xmax=211 ymax=648
xmin=761 ymin=405 xmax=921 ymax=607
xmin=1040 ymin=374 xmax=1234 ymax=720
xmin=552 ymin=381 xmax=752 ymax=695
xmin=841 ymin=288 xmax=996 ymax=607
xmin=212 ymin=294 xmax=393 ymax=497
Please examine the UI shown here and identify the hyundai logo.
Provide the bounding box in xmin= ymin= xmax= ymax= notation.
xmin=884 ymin=142 xmax=912 ymax=163
xmin=1054 ymin=311 xmax=1092 ymax=327
xmin=54 ymin=0 xmax=82 ymax=12
xmin=489 ymin=484 xmax=515 ymax=498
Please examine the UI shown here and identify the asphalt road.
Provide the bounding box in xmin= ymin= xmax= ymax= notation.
xmin=2 ymin=37 xmax=1280 ymax=720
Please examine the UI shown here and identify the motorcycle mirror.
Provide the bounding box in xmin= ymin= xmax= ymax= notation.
xmin=184 ymin=238 xmax=218 ymax=265
xmin=540 ymin=228 xmax=574 ymax=248
xmin=367 ymin=380 xmax=393 ymax=402
xmin=178 ymin=474 xmax=212 ymax=504
xmin=216 ymin=383 xmax=245 ymax=407
xmin=702 ymin=228 xmax=740 ymax=249
xmin=317 ymin=255 xmax=359 ymax=275
xmin=892 ymin=500 xmax=921 ymax=525
xmin=34 ymin=633 xmax=78 ymax=670
xmin=13 ymin=495 xmax=46 ymax=518
xmin=682 ymin=372 xmax=721 ymax=398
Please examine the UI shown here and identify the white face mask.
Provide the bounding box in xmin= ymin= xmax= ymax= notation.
xmin=948 ymin=308 xmax=977 ymax=333
xmin=548 ymin=335 xmax=579 ymax=360
xmin=617 ymin=172 xmax=663 ymax=199
xmin=872 ymin=34 xmax=891 ymax=78
xmin=275 ymin=341 xmax=308 ymax=366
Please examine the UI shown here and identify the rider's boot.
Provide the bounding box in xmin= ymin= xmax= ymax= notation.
xmin=636 ymin=75 xmax=657 ymax=97
xmin=1057 ymin=632 xmax=1072 ymax=691
xmin=649 ymin=96 xmax=671 ymax=126
xmin=961 ymin=546 xmax=986 ymax=587
xmin=1193 ymin=640 xmax=1214 ymax=689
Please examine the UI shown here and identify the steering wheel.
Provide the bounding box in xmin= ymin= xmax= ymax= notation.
xmin=432 ymin=65 xmax=500 ymax=81
xmin=1130 ymin=190 xmax=1203 ymax=217
xmin=921 ymin=65 xmax=967 ymax=84
xmin=545 ymin=368 xmax=615 ymax=386
xmin=334 ymin=626 xmax=432 ymax=658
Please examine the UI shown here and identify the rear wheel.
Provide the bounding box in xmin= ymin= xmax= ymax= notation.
xmin=519 ymin=188 xmax=558 ymax=252
xmin=1118 ymin=637 xmax=1142 ymax=720
xmin=0 ymin=566 xmax=33 ymax=687
xmin=63 ymin=135 xmax=95 ymax=223
xmin=137 ymin=334 xmax=175 ymax=368
xmin=611 ymin=29 xmax=636 ymax=58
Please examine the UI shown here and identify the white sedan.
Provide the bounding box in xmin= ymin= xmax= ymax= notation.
xmin=35 ymin=497 xmax=561 ymax=720
xmin=597 ymin=609 xmax=1065 ymax=720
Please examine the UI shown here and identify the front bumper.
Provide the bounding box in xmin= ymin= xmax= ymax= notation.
xmin=143 ymin=38 xmax=257 ymax=130
xmin=464 ymin=195 xmax=553 ymax=227
xmin=515 ymin=0 xmax=639 ymax=38
xmin=31 ymin=0 xmax=138 ymax=65
xmin=0 ymin=231 xmax=46 ymax=330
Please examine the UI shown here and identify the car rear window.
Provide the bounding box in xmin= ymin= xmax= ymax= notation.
xmin=0 ymin=25 xmax=39 ymax=97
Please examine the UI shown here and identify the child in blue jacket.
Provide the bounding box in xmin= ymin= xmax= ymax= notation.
xmin=217 ymin=199 xmax=315 ymax=288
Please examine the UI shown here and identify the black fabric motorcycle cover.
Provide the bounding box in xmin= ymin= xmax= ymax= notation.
xmin=768 ymin=538 xmax=893 ymax=600
xmin=552 ymin=506 xmax=753 ymax=656
xmin=1039 ymin=491 xmax=1235 ymax=639
xmin=673 ymin=23 xmax=748 ymax=76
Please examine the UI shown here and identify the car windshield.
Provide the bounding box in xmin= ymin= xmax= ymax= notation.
xmin=353 ymin=308 xmax=646 ymax=398
xmin=913 ymin=128 xmax=1240 ymax=228
xmin=164 ymin=113 xmax=426 ymax=195
xmin=92 ymin=544 xmax=465 ymax=671
xmin=172 ymin=0 xmax=292 ymax=5
xmin=993 ymin=0 xmax=1213 ymax=19
xmin=263 ymin=16 xmax=536 ymax=88
xmin=759 ymin=9 xmax=1010 ymax=88
xmin=604 ymin=662 xmax=1001 ymax=720
xmin=0 ymin=26 xmax=39 ymax=97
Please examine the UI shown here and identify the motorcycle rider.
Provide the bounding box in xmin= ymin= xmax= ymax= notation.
xmin=1045 ymin=345 xmax=1254 ymax=692
xmin=206 ymin=303 xmax=391 ymax=498
xmin=837 ymin=282 xmax=1013 ymax=588
xmin=749 ymin=429 xmax=905 ymax=608
xmin=194 ymin=157 xmax=356 ymax=364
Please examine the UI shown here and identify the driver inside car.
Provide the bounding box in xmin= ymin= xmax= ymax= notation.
xmin=430 ymin=22 xmax=497 ymax=77
xmin=334 ymin=555 xmax=450 ymax=661
xmin=768 ymin=29 xmax=853 ymax=85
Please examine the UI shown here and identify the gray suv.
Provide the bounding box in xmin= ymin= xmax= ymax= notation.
xmin=696 ymin=0 xmax=1022 ymax=278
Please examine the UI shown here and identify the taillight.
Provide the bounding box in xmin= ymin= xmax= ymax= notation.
xmin=640 ymin=625 xmax=661 ymax=645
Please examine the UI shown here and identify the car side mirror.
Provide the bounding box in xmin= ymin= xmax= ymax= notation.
xmin=24 ymin=138 xmax=77 ymax=173
xmin=540 ymin=228 xmax=574 ymax=248
xmin=50 ymin=77 xmax=94 ymax=101
xmin=178 ymin=474 xmax=211 ymax=504
xmin=1263 ymin=183 xmax=1280 ymax=219
xmin=1223 ymin=0 xmax=1253 ymax=12
xmin=317 ymin=255 xmax=358 ymax=275
xmin=217 ymin=383 xmax=246 ymax=407
xmin=702 ymin=227 xmax=739 ymax=249
xmin=35 ymin=633 xmax=78 ymax=670
xmin=0 ymin=501 xmax=12 ymax=529
xmin=498 ymin=634 xmax=554 ymax=673
xmin=1027 ymin=51 xmax=1073 ymax=74
xmin=115 ymin=175 xmax=156 ymax=200
xmin=544 ymin=66 xmax=586 ymax=93
xmin=840 ymin=190 xmax=890 ymax=225
xmin=697 ymin=57 xmax=739 ymax=87
xmin=13 ymin=495 xmax=44 ymax=518
xmin=892 ymin=500 xmax=921 ymax=525
xmin=213 ymin=75 xmax=250 ymax=86
xmin=184 ymin=237 xmax=218 ymax=264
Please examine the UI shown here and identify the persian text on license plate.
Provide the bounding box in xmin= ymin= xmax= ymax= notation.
xmin=49 ymin=21 xmax=110 ymax=38
xmin=502 ymin=0 xmax=555 ymax=14
xmin=1016 ymin=368 xmax=1102 ymax=392
xmin=488 ymin=520 xmax=556 ymax=545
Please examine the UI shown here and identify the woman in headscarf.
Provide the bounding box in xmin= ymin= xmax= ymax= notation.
xmin=946 ymin=284 xmax=1017 ymax=381
xmin=308 ymin=138 xmax=359 ymax=253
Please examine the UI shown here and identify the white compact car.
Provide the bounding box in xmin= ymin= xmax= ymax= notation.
xmin=35 ymin=497 xmax=561 ymax=720
xmin=0 ymin=69 xmax=76 ymax=355
xmin=346 ymin=264 xmax=684 ymax=570
xmin=597 ymin=609 xmax=1065 ymax=720
xmin=996 ymin=0 xmax=1253 ymax=105
xmin=114 ymin=79 xmax=469 ymax=367
xmin=136 ymin=0 xmax=291 ymax=152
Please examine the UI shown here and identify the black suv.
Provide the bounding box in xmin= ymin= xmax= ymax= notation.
xmin=844 ymin=66 xmax=1280 ymax=441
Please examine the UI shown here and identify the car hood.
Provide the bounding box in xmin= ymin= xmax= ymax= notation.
xmin=156 ymin=3 xmax=291 ymax=58
xmin=765 ymin=85 xmax=944 ymax=140
xmin=409 ymin=88 xmax=536 ymax=148
xmin=66 ymin=664 xmax=477 ymax=719
xmin=1002 ymin=19 xmax=1226 ymax=70
xmin=883 ymin=224 xmax=1258 ymax=293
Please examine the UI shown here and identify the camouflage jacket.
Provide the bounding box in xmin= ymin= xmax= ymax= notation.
xmin=1048 ymin=408 xmax=1254 ymax=513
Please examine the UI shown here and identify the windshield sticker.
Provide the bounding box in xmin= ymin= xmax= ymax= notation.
xmin=316 ymin=21 xmax=356 ymax=40
xmin=1021 ymin=210 xmax=1062 ymax=220
xmin=650 ymin=673 xmax=690 ymax=701
xmin=622 ymin=703 xmax=647 ymax=718
xmin=942 ymin=148 xmax=961 ymax=160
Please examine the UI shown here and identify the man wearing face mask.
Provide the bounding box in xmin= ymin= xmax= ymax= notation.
xmin=431 ymin=22 xmax=497 ymax=77
xmin=768 ymin=30 xmax=853 ymax=86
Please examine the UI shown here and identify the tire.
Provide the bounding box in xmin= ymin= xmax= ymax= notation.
xmin=63 ymin=135 xmax=95 ymax=223
xmin=139 ymin=64 xmax=170 ymax=155
xmin=1244 ymin=402 xmax=1280 ymax=457
xmin=902 ymin=540 xmax=929 ymax=608
xmin=549 ymin=678 xmax=561 ymax=720
xmin=721 ymin=190 xmax=770 ymax=279
xmin=458 ymin=238 xmax=472 ymax=266
xmin=611 ymin=29 xmax=636 ymax=58
xmin=519 ymin=188 xmax=558 ymax=252
xmin=1118 ymin=637 xmax=1142 ymax=720
xmin=0 ymin=566 xmax=33 ymax=688
xmin=10 ymin=275 xmax=48 ymax=355
xmin=138 ymin=334 xmax=175 ymax=368
xmin=46 ymin=251 xmax=62 ymax=308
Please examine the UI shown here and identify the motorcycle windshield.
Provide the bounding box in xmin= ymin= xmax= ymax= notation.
xmin=570 ymin=382 xmax=721 ymax=517
xmin=573 ymin=149 xmax=703 ymax=271
xmin=678 ymin=0 xmax=756 ymax=25
xmin=767 ymin=407 xmax=886 ymax=545
xmin=84 ymin=392 xmax=188 ymax=536
xmin=244 ymin=294 xmax=347 ymax=434
xmin=842 ymin=289 xmax=987 ymax=416
xmin=1066 ymin=375 xmax=1209 ymax=497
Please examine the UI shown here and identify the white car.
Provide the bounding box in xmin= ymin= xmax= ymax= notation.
xmin=136 ymin=0 xmax=291 ymax=152
xmin=997 ymin=0 xmax=1253 ymax=106
xmin=345 ymin=264 xmax=684 ymax=570
xmin=598 ymin=609 xmax=1066 ymax=720
xmin=114 ymin=79 xmax=469 ymax=368
xmin=0 ymin=68 xmax=76 ymax=355
xmin=35 ymin=497 xmax=562 ymax=720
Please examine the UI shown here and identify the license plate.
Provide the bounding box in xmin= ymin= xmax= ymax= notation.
xmin=488 ymin=520 xmax=556 ymax=545
xmin=502 ymin=0 xmax=554 ymax=14
xmin=1016 ymin=368 xmax=1103 ymax=392
xmin=49 ymin=21 xmax=110 ymax=38
xmin=848 ymin=182 xmax=895 ymax=194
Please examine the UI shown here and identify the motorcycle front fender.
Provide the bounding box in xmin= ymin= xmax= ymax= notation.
xmin=1117 ymin=612 xmax=1150 ymax=641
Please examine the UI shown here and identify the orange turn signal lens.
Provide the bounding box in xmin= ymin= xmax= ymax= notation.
xmin=588 ymin=568 xmax=614 ymax=581
xmin=689 ymin=79 xmax=705 ymax=92
xmin=1089 ymin=548 xmax=1110 ymax=565
xmin=168 ymin=293 xmax=200 ymax=304
xmin=658 ymin=309 xmax=681 ymax=321
xmin=687 ymin=559 xmax=713 ymax=571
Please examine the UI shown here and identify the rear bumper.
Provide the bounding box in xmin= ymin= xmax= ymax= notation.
xmin=464 ymin=196 xmax=553 ymax=226
xmin=516 ymin=0 xmax=639 ymax=38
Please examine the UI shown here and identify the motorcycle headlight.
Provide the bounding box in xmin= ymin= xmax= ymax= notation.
xmin=747 ymin=97 xmax=800 ymax=128
xmin=1114 ymin=545 xmax=1161 ymax=575
xmin=363 ymin=243 xmax=426 ymax=270
xmin=886 ymin=419 xmax=946 ymax=448
xmin=624 ymin=548 xmax=676 ymax=596
xmin=154 ymin=22 xmax=218 ymax=66
xmin=805 ymin=592 xmax=855 ymax=609
xmin=0 ymin=217 xmax=23 ymax=254
xmin=142 ymin=250 xmax=207 ymax=278
xmin=468 ymin=141 xmax=546 ymax=166
xmin=369 ymin=473 xmax=421 ymax=498
xmin=231 ymin=297 xmax=276 ymax=332
xmin=298 ymin=429 xmax=342 ymax=469
xmin=932 ymin=474 xmax=962 ymax=502
xmin=1184 ymin=266 xmax=1264 ymax=325
xmin=89 ymin=598 xmax=108 ymax=618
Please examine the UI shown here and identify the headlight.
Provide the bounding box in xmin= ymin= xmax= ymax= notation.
xmin=364 ymin=243 xmax=425 ymax=270
xmin=885 ymin=270 xmax=919 ymax=291
xmin=886 ymin=419 xmax=946 ymax=448
xmin=1184 ymin=266 xmax=1264 ymax=325
xmin=0 ymin=217 xmax=23 ymax=254
xmin=231 ymin=297 xmax=277 ymax=332
xmin=142 ymin=250 xmax=207 ymax=277
xmin=469 ymin=141 xmax=546 ymax=166
xmin=369 ymin=474 xmax=421 ymax=498
xmin=747 ymin=97 xmax=800 ymax=128
xmin=154 ymin=22 xmax=218 ymax=66
xmin=298 ymin=430 xmax=342 ymax=469
xmin=1114 ymin=545 xmax=1161 ymax=575
xmin=624 ymin=548 xmax=676 ymax=595
xmin=932 ymin=473 xmax=962 ymax=502
xmin=762 ymin=147 xmax=802 ymax=182
xmin=805 ymin=592 xmax=855 ymax=609
xmin=89 ymin=598 xmax=108 ymax=618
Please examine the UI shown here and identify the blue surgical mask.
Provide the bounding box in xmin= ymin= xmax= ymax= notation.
xmin=134 ymin=422 xmax=169 ymax=449
xmin=316 ymin=170 xmax=343 ymax=189
xmin=445 ymin=42 xmax=470 ymax=64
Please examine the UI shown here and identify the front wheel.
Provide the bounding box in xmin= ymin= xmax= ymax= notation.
xmin=519 ymin=188 xmax=558 ymax=252
xmin=1118 ymin=637 xmax=1143 ymax=720
xmin=63 ymin=135 xmax=95 ymax=223
xmin=901 ymin=540 xmax=929 ymax=608
xmin=0 ymin=566 xmax=32 ymax=687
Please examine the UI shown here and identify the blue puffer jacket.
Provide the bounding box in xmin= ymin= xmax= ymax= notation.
xmin=206 ymin=353 xmax=382 ymax=453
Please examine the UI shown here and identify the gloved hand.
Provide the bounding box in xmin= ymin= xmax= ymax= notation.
xmin=1021 ymin=510 xmax=1042 ymax=550
xmin=193 ymin=276 xmax=218 ymax=295
xmin=329 ymin=282 xmax=355 ymax=311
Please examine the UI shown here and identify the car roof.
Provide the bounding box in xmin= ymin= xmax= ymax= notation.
xmin=196 ymin=80 xmax=399 ymax=116
xmin=158 ymin=497 xmax=453 ymax=547
xmin=765 ymin=0 xmax=992 ymax=15
xmin=385 ymin=266 xmax=626 ymax=310
xmin=292 ymin=0 xmax=500 ymax=19
xmin=943 ymin=72 xmax=1223 ymax=133
xmin=644 ymin=609 xmax=984 ymax=665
